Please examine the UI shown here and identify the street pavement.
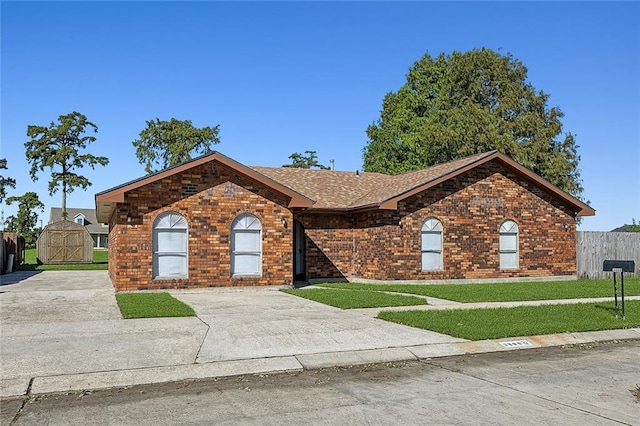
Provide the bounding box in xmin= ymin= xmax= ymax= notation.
xmin=1 ymin=270 xmax=639 ymax=404
xmin=5 ymin=341 xmax=640 ymax=425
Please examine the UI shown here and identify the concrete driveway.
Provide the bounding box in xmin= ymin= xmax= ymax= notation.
xmin=168 ymin=288 xmax=464 ymax=363
xmin=1 ymin=271 xmax=206 ymax=394
xmin=0 ymin=270 xmax=462 ymax=397
xmin=4 ymin=270 xmax=636 ymax=399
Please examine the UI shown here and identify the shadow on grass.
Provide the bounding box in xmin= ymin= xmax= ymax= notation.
xmin=593 ymin=303 xmax=616 ymax=314
xmin=17 ymin=262 xmax=108 ymax=271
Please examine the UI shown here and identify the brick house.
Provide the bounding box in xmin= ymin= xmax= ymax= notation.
xmin=95 ymin=150 xmax=594 ymax=291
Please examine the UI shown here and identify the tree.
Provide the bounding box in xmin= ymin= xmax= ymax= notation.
xmin=0 ymin=158 xmax=17 ymax=203
xmin=25 ymin=112 xmax=109 ymax=219
xmin=132 ymin=118 xmax=221 ymax=174
xmin=363 ymin=48 xmax=583 ymax=198
xmin=283 ymin=151 xmax=330 ymax=169
xmin=4 ymin=192 xmax=44 ymax=248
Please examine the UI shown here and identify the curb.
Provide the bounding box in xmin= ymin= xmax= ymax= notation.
xmin=3 ymin=328 xmax=639 ymax=398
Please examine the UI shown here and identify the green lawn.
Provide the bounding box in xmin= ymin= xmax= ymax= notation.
xmin=317 ymin=278 xmax=640 ymax=302
xmin=281 ymin=288 xmax=427 ymax=309
xmin=18 ymin=248 xmax=108 ymax=271
xmin=115 ymin=292 xmax=196 ymax=319
xmin=378 ymin=301 xmax=640 ymax=340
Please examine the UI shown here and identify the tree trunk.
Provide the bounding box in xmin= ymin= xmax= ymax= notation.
xmin=62 ymin=177 xmax=67 ymax=220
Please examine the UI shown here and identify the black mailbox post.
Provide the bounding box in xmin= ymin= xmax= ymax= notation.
xmin=603 ymin=260 xmax=635 ymax=319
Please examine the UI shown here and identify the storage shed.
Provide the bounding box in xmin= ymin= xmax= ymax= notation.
xmin=36 ymin=220 xmax=93 ymax=264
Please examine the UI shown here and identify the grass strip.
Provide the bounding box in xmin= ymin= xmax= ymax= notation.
xmin=281 ymin=288 xmax=427 ymax=309
xmin=18 ymin=248 xmax=108 ymax=271
xmin=116 ymin=292 xmax=195 ymax=319
xmin=317 ymin=278 xmax=640 ymax=302
xmin=378 ymin=301 xmax=640 ymax=340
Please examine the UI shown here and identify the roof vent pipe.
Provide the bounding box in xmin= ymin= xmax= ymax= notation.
xmin=355 ymin=170 xmax=360 ymax=177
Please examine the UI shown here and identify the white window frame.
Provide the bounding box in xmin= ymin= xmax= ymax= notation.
xmin=231 ymin=213 xmax=262 ymax=277
xmin=153 ymin=212 xmax=188 ymax=279
xmin=421 ymin=218 xmax=443 ymax=271
xmin=499 ymin=220 xmax=519 ymax=270
xmin=74 ymin=215 xmax=85 ymax=225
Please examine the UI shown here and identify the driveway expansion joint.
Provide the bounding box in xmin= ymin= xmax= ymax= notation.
xmin=193 ymin=315 xmax=211 ymax=364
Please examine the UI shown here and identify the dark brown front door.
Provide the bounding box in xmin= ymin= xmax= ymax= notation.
xmin=294 ymin=221 xmax=306 ymax=281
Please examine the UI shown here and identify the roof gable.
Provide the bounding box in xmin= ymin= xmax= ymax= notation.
xmin=353 ymin=151 xmax=496 ymax=209
xmin=374 ymin=151 xmax=594 ymax=216
xmin=95 ymin=151 xmax=314 ymax=222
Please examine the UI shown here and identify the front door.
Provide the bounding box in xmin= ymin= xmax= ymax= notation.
xmin=294 ymin=220 xmax=306 ymax=281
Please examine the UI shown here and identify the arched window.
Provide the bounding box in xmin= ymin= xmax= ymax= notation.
xmin=421 ymin=218 xmax=443 ymax=271
xmin=231 ymin=213 xmax=262 ymax=276
xmin=153 ymin=212 xmax=188 ymax=278
xmin=499 ymin=220 xmax=519 ymax=270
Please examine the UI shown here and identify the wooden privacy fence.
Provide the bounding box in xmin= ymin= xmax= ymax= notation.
xmin=577 ymin=231 xmax=640 ymax=279
xmin=1 ymin=232 xmax=24 ymax=273
xmin=36 ymin=220 xmax=93 ymax=264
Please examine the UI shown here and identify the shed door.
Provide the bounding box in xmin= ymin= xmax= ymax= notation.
xmin=49 ymin=229 xmax=84 ymax=262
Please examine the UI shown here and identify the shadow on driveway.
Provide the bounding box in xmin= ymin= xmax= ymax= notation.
xmin=0 ymin=270 xmax=42 ymax=286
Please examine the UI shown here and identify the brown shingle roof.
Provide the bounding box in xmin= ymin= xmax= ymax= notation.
xmin=251 ymin=151 xmax=497 ymax=210
xmin=249 ymin=167 xmax=392 ymax=209
xmin=252 ymin=150 xmax=594 ymax=216
xmin=96 ymin=150 xmax=595 ymax=220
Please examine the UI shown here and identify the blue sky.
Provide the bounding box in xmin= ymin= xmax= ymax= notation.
xmin=1 ymin=1 xmax=638 ymax=231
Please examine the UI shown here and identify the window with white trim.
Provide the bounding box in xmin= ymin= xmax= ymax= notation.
xmin=153 ymin=212 xmax=188 ymax=278
xmin=421 ymin=218 xmax=443 ymax=271
xmin=231 ymin=213 xmax=262 ymax=276
xmin=74 ymin=215 xmax=85 ymax=225
xmin=499 ymin=220 xmax=519 ymax=269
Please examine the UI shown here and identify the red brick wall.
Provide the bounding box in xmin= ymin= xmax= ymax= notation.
xmin=108 ymin=162 xmax=293 ymax=291
xmin=108 ymin=159 xmax=579 ymax=289
xmin=298 ymin=162 xmax=577 ymax=281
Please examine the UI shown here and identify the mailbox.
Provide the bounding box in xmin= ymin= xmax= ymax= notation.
xmin=603 ymin=260 xmax=634 ymax=319
xmin=603 ymin=260 xmax=635 ymax=273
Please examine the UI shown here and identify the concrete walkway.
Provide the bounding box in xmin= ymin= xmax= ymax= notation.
xmin=1 ymin=270 xmax=638 ymax=398
xmin=350 ymin=295 xmax=640 ymax=316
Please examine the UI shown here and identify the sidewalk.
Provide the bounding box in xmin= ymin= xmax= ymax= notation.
xmin=1 ymin=271 xmax=639 ymax=399
xmin=350 ymin=295 xmax=640 ymax=316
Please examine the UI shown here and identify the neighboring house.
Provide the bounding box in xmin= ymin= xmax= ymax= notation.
xmin=611 ymin=224 xmax=640 ymax=232
xmin=95 ymin=150 xmax=594 ymax=292
xmin=49 ymin=208 xmax=109 ymax=249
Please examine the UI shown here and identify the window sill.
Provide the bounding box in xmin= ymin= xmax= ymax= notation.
xmin=153 ymin=276 xmax=188 ymax=281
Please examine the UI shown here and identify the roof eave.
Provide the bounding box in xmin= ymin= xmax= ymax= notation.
xmin=299 ymin=204 xmax=386 ymax=214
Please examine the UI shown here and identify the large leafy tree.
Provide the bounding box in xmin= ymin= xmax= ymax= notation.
xmin=363 ymin=48 xmax=583 ymax=198
xmin=0 ymin=158 xmax=17 ymax=203
xmin=132 ymin=118 xmax=221 ymax=174
xmin=4 ymin=192 xmax=44 ymax=247
xmin=283 ymin=150 xmax=330 ymax=169
xmin=25 ymin=112 xmax=109 ymax=219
